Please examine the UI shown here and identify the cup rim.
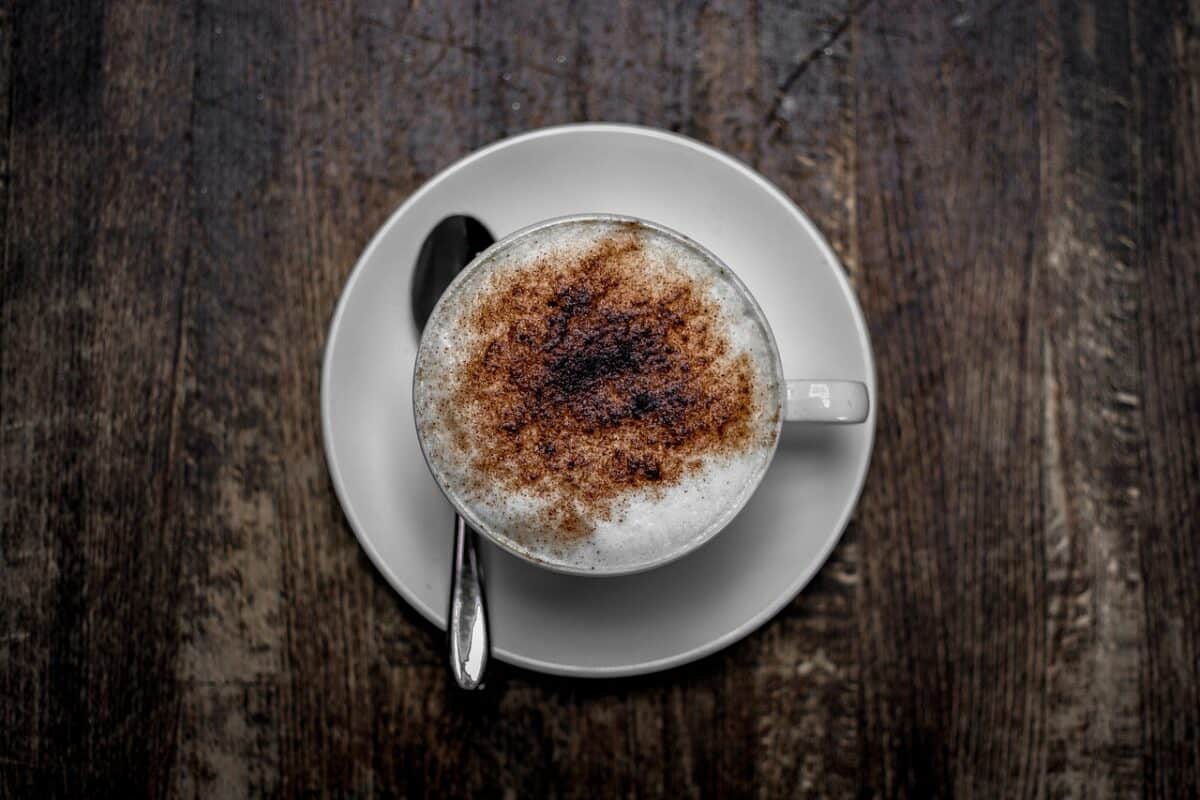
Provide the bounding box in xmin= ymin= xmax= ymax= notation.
xmin=412 ymin=213 xmax=787 ymax=577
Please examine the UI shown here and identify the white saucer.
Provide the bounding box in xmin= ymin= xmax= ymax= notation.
xmin=321 ymin=124 xmax=876 ymax=677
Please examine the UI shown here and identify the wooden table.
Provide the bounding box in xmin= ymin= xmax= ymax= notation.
xmin=3 ymin=1 xmax=1198 ymax=796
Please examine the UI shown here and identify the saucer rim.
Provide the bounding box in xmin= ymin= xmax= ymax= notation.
xmin=320 ymin=122 xmax=877 ymax=677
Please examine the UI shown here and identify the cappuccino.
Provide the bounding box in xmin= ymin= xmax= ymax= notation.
xmin=414 ymin=218 xmax=782 ymax=572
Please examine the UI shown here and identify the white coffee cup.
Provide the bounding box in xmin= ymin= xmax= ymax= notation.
xmin=414 ymin=214 xmax=869 ymax=576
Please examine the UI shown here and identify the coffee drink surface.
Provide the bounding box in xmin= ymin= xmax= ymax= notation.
xmin=414 ymin=219 xmax=782 ymax=572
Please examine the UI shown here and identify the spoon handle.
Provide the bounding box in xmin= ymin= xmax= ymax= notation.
xmin=448 ymin=514 xmax=489 ymax=689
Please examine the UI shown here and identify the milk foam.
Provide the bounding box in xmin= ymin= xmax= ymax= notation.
xmin=414 ymin=218 xmax=782 ymax=573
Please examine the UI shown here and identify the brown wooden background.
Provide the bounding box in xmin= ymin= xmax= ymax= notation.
xmin=3 ymin=0 xmax=1198 ymax=797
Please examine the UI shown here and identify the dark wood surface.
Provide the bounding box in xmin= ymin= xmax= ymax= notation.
xmin=2 ymin=1 xmax=1198 ymax=796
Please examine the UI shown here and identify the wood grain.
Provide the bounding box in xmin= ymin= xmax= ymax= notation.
xmin=2 ymin=0 xmax=1198 ymax=797
xmin=1132 ymin=1 xmax=1200 ymax=795
xmin=1037 ymin=2 xmax=1145 ymax=794
xmin=853 ymin=4 xmax=1045 ymax=794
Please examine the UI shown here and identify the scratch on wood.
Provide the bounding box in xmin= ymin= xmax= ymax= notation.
xmin=764 ymin=0 xmax=875 ymax=126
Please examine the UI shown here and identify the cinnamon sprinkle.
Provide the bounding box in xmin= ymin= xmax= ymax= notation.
xmin=441 ymin=230 xmax=763 ymax=537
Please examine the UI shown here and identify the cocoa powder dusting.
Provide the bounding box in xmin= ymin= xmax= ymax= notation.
xmin=445 ymin=231 xmax=763 ymax=538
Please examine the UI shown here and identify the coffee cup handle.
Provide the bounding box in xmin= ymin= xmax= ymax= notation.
xmin=784 ymin=380 xmax=870 ymax=423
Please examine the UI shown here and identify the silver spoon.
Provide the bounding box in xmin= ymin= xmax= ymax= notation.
xmin=411 ymin=215 xmax=495 ymax=690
